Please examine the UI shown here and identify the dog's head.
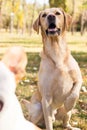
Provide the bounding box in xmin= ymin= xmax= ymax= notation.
xmin=33 ymin=8 xmax=72 ymax=37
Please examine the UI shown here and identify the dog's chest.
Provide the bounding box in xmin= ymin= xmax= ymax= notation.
xmin=38 ymin=62 xmax=73 ymax=106
xmin=52 ymin=69 xmax=73 ymax=106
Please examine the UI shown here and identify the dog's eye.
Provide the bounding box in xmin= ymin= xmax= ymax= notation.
xmin=42 ymin=13 xmax=47 ymax=17
xmin=55 ymin=12 xmax=61 ymax=15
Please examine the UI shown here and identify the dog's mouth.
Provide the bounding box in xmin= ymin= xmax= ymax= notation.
xmin=46 ymin=23 xmax=61 ymax=36
xmin=0 ymin=100 xmax=3 ymax=111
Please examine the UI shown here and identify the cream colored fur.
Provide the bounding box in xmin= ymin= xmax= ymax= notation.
xmin=23 ymin=8 xmax=82 ymax=130
xmin=0 ymin=62 xmax=41 ymax=130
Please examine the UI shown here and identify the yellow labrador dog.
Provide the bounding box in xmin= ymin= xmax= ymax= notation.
xmin=0 ymin=62 xmax=41 ymax=130
xmin=22 ymin=8 xmax=82 ymax=130
xmin=32 ymin=8 xmax=82 ymax=130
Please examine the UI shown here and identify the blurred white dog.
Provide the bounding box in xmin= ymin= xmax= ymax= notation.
xmin=2 ymin=46 xmax=27 ymax=83
xmin=0 ymin=61 xmax=41 ymax=130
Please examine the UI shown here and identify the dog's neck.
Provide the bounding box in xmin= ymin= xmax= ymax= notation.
xmin=41 ymin=32 xmax=69 ymax=68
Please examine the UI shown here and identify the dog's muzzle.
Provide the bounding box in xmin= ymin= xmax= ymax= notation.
xmin=46 ymin=14 xmax=61 ymax=36
xmin=0 ymin=100 xmax=4 ymax=111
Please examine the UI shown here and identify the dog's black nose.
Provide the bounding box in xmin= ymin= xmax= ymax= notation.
xmin=47 ymin=14 xmax=55 ymax=22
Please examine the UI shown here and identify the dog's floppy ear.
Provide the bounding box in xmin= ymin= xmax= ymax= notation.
xmin=66 ymin=14 xmax=72 ymax=29
xmin=33 ymin=13 xmax=41 ymax=34
xmin=60 ymin=8 xmax=72 ymax=30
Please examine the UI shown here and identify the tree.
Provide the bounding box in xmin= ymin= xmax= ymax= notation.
xmin=10 ymin=0 xmax=15 ymax=33
xmin=0 ymin=0 xmax=3 ymax=28
xmin=71 ymin=0 xmax=75 ymax=34
xmin=81 ymin=1 xmax=87 ymax=10
xmin=49 ymin=0 xmax=66 ymax=10
xmin=29 ymin=0 xmax=36 ymax=35
xmin=21 ymin=0 xmax=27 ymax=33
xmin=0 ymin=0 xmax=2 ymax=13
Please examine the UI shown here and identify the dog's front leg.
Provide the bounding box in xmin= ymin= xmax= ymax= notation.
xmin=42 ymin=96 xmax=53 ymax=130
xmin=65 ymin=56 xmax=83 ymax=112
xmin=64 ymin=80 xmax=82 ymax=112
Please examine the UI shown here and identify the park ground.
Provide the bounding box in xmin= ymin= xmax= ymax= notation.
xmin=0 ymin=31 xmax=87 ymax=130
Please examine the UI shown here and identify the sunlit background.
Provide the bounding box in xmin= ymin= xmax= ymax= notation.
xmin=0 ymin=0 xmax=87 ymax=35
xmin=26 ymin=0 xmax=49 ymax=5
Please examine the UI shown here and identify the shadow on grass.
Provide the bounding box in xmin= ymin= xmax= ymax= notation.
xmin=72 ymin=51 xmax=87 ymax=89
xmin=72 ymin=51 xmax=87 ymax=67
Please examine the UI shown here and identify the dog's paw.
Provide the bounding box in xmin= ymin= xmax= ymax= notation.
xmin=64 ymin=93 xmax=79 ymax=112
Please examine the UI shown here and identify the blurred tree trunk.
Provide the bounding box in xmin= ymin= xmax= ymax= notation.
xmin=43 ymin=0 xmax=46 ymax=10
xmin=49 ymin=0 xmax=66 ymax=11
xmin=29 ymin=0 xmax=36 ymax=35
xmin=0 ymin=0 xmax=2 ymax=29
xmin=22 ymin=0 xmax=26 ymax=34
xmin=71 ymin=0 xmax=75 ymax=35
xmin=0 ymin=0 xmax=2 ymax=17
xmin=10 ymin=0 xmax=15 ymax=33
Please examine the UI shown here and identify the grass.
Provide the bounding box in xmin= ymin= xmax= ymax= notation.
xmin=0 ymin=32 xmax=87 ymax=129
xmin=0 ymin=32 xmax=42 ymax=47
